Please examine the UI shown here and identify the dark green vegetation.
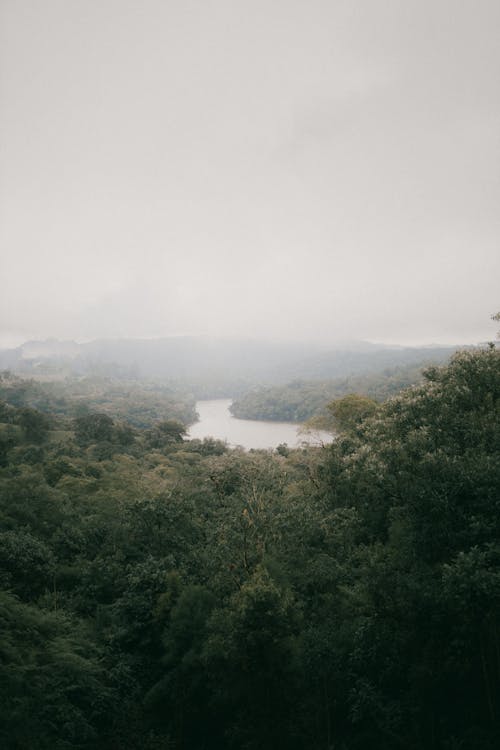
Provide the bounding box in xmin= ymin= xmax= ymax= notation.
xmin=1 ymin=347 xmax=499 ymax=749
xmin=230 ymin=364 xmax=429 ymax=422
xmin=0 ymin=373 xmax=196 ymax=428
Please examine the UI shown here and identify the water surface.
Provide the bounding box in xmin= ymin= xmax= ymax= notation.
xmin=188 ymin=399 xmax=332 ymax=450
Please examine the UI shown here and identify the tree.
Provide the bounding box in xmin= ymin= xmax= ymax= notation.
xmin=317 ymin=346 xmax=500 ymax=747
xmin=492 ymin=311 xmax=500 ymax=339
xmin=0 ymin=591 xmax=114 ymax=749
xmin=17 ymin=407 xmax=51 ymax=443
xmin=146 ymin=419 xmax=187 ymax=449
xmin=204 ymin=567 xmax=301 ymax=750
xmin=325 ymin=393 xmax=379 ymax=434
xmin=73 ymin=412 xmax=115 ymax=444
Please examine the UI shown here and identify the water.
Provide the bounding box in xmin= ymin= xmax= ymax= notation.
xmin=187 ymin=399 xmax=333 ymax=450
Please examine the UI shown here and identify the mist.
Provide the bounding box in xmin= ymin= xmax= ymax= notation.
xmin=1 ymin=0 xmax=499 ymax=349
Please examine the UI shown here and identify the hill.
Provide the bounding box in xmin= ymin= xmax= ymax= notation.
xmin=0 ymin=337 xmax=456 ymax=392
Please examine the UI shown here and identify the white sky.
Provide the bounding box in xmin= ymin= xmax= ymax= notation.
xmin=1 ymin=0 xmax=499 ymax=348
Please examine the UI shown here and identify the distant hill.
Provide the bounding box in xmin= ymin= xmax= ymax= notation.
xmin=230 ymin=363 xmax=434 ymax=422
xmin=0 ymin=336 xmax=458 ymax=390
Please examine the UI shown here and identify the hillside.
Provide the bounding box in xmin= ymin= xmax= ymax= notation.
xmin=230 ymin=364 xmax=431 ymax=421
xmin=0 ymin=337 xmax=456 ymax=391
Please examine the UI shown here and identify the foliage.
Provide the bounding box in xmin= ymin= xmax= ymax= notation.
xmin=0 ymin=372 xmax=196 ymax=428
xmin=314 ymin=393 xmax=379 ymax=435
xmin=0 ymin=347 xmax=498 ymax=749
xmin=230 ymin=363 xmax=436 ymax=422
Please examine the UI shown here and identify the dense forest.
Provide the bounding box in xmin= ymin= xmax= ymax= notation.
xmin=0 ymin=337 xmax=453 ymax=387
xmin=1 ymin=346 xmax=499 ymax=749
xmin=230 ymin=364 xmax=429 ymax=422
xmin=0 ymin=374 xmax=197 ymax=428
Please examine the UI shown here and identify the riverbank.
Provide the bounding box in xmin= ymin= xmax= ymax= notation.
xmin=187 ymin=399 xmax=332 ymax=450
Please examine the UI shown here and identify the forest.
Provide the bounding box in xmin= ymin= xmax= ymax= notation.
xmin=229 ymin=364 xmax=428 ymax=422
xmin=0 ymin=337 xmax=453 ymax=387
xmin=0 ymin=345 xmax=499 ymax=749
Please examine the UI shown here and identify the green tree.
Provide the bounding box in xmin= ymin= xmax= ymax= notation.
xmin=73 ymin=412 xmax=115 ymax=444
xmin=325 ymin=393 xmax=379 ymax=434
xmin=204 ymin=567 xmax=301 ymax=749
xmin=317 ymin=347 xmax=500 ymax=748
xmin=146 ymin=420 xmax=187 ymax=449
xmin=17 ymin=407 xmax=51 ymax=443
xmin=0 ymin=591 xmax=114 ymax=749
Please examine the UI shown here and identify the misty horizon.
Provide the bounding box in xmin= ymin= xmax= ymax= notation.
xmin=0 ymin=332 xmax=493 ymax=353
xmin=1 ymin=1 xmax=499 ymax=348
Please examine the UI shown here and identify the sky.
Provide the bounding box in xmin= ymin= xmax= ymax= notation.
xmin=1 ymin=0 xmax=499 ymax=348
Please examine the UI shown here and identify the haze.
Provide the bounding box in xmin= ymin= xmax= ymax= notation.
xmin=1 ymin=0 xmax=499 ymax=349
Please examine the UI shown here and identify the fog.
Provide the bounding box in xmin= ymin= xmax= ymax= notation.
xmin=1 ymin=0 xmax=499 ymax=349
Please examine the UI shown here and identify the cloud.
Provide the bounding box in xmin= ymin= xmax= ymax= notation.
xmin=1 ymin=0 xmax=499 ymax=346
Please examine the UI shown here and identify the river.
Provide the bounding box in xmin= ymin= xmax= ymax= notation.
xmin=187 ymin=399 xmax=333 ymax=450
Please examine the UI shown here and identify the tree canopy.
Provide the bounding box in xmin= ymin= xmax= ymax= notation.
xmin=0 ymin=346 xmax=498 ymax=749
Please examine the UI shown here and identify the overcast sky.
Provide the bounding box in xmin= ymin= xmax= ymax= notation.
xmin=1 ymin=0 xmax=499 ymax=348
